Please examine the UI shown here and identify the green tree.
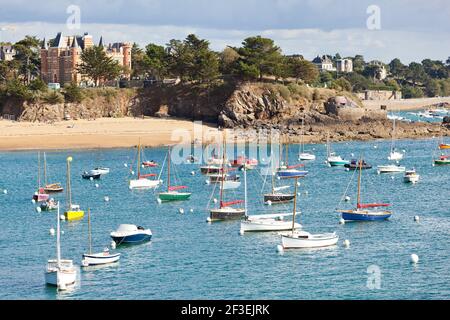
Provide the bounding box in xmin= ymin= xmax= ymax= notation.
xmin=77 ymin=46 xmax=122 ymax=86
xmin=402 ymin=85 xmax=424 ymax=98
xmin=344 ymin=73 xmax=371 ymax=92
xmin=63 ymin=82 xmax=84 ymax=103
xmin=425 ymin=79 xmax=441 ymax=97
xmin=331 ymin=77 xmax=352 ymax=91
xmin=130 ymin=43 xmax=148 ymax=79
xmin=145 ymin=43 xmax=168 ymax=80
xmin=13 ymin=36 xmax=41 ymax=85
xmin=388 ymin=58 xmax=406 ymax=78
xmin=184 ymin=34 xmax=219 ymax=82
xmin=319 ymin=71 xmax=333 ymax=86
xmin=352 ymin=55 xmax=365 ymax=73
xmin=286 ymin=57 xmax=319 ymax=84
xmin=219 ymin=47 xmax=240 ymax=74
xmin=235 ymin=36 xmax=283 ymax=80
xmin=28 ymin=78 xmax=47 ymax=92
xmin=406 ymin=62 xmax=427 ymax=86
xmin=166 ymin=39 xmax=192 ymax=82
xmin=421 ymin=59 xmax=447 ymax=79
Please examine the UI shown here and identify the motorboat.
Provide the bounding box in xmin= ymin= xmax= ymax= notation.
xmin=82 ymin=171 xmax=101 ymax=180
xmin=110 ymin=224 xmax=152 ymax=244
xmin=404 ymin=169 xmax=420 ymax=184
xmin=344 ymin=159 xmax=372 ymax=170
xmin=377 ymin=164 xmax=406 ymax=173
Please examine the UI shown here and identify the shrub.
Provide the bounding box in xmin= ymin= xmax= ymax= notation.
xmin=41 ymin=90 xmax=65 ymax=104
xmin=275 ymin=84 xmax=291 ymax=101
xmin=29 ymin=78 xmax=48 ymax=92
xmin=63 ymin=82 xmax=84 ymax=103
xmin=402 ymin=85 xmax=424 ymax=99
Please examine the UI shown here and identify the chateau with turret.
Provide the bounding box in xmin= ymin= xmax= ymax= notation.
xmin=40 ymin=32 xmax=131 ymax=85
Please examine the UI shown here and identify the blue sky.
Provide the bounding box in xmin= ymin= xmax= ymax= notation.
xmin=0 ymin=0 xmax=449 ymax=63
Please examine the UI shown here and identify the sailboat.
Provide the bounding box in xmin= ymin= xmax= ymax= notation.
xmin=158 ymin=146 xmax=192 ymax=201
xmin=129 ymin=139 xmax=161 ymax=189
xmin=42 ymin=153 xmax=64 ymax=193
xmin=326 ymin=135 xmax=349 ymax=166
xmin=45 ymin=202 xmax=77 ymax=290
xmin=387 ymin=116 xmax=404 ymax=161
xmin=298 ymin=117 xmax=316 ymax=161
xmin=64 ymin=156 xmax=84 ymax=221
xmin=33 ymin=152 xmax=50 ymax=202
xmin=263 ymin=158 xmax=294 ymax=204
xmin=280 ymin=176 xmax=339 ymax=249
xmin=209 ymin=131 xmax=246 ymax=221
xmin=81 ymin=209 xmax=121 ymax=266
xmin=338 ymin=157 xmax=392 ymax=221
xmin=277 ymin=142 xmax=308 ymax=178
xmin=240 ymin=167 xmax=301 ymax=233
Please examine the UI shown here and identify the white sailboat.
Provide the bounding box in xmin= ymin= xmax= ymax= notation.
xmin=241 ymin=166 xmax=301 ymax=233
xmin=326 ymin=134 xmax=349 ymax=166
xmin=45 ymin=202 xmax=77 ymax=290
xmin=129 ymin=139 xmax=161 ymax=189
xmin=82 ymin=209 xmax=121 ymax=267
xmin=387 ymin=116 xmax=404 ymax=161
xmin=298 ymin=117 xmax=316 ymax=161
xmin=280 ymin=176 xmax=339 ymax=249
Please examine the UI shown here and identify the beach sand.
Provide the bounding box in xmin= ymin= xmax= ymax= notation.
xmin=0 ymin=117 xmax=219 ymax=151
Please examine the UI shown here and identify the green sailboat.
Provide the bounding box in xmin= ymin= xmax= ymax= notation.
xmin=158 ymin=146 xmax=192 ymax=201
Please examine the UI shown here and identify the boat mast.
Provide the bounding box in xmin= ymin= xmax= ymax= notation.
xmin=391 ymin=117 xmax=396 ymax=152
xmin=291 ymin=176 xmax=299 ymax=234
xmin=88 ymin=208 xmax=92 ymax=254
xmin=301 ymin=117 xmax=305 ymax=153
xmin=137 ymin=139 xmax=141 ymax=179
xmin=244 ymin=164 xmax=248 ymax=217
xmin=56 ymin=202 xmax=61 ymax=268
xmin=43 ymin=152 xmax=47 ymax=187
xmin=37 ymin=152 xmax=41 ymax=189
xmin=356 ymin=156 xmax=363 ymax=209
xmin=219 ymin=131 xmax=226 ymax=208
xmin=167 ymin=146 xmax=171 ymax=192
xmin=66 ymin=157 xmax=72 ymax=209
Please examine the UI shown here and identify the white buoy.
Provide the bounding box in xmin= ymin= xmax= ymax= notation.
xmin=297 ymin=181 xmax=301 ymax=186
xmin=324 ymin=160 xmax=328 ymax=164
xmin=377 ymin=170 xmax=381 ymax=175
xmin=239 ymin=229 xmax=244 ymax=235
xmin=277 ymin=245 xmax=284 ymax=254
xmin=351 ymin=153 xmax=354 ymax=157
xmin=410 ymin=254 xmax=419 ymax=264
xmin=206 ymin=217 xmax=212 ymax=223
xmin=343 ymin=239 xmax=350 ymax=247
xmin=402 ymin=149 xmax=406 ymax=153
xmin=266 ymin=200 xmax=272 ymax=206
xmin=213 ymin=198 xmax=218 ymax=204
xmin=304 ymin=191 xmax=308 ymax=195
xmin=345 ymin=196 xmax=350 ymax=202
xmin=190 ymin=208 xmax=194 ymax=213
xmin=297 ymin=192 xmax=301 ymax=196
xmin=31 ymin=199 xmax=36 ymax=204
xmin=141 ymin=164 xmax=145 ymax=169
xmin=111 ymin=241 xmax=116 ymax=249
xmin=61 ymin=230 xmax=65 ymax=235
xmin=205 ymin=180 xmax=210 ymax=185
xmin=339 ymin=218 xmax=345 ymax=225
xmin=104 ymin=196 xmax=110 ymax=202
xmin=131 ymin=171 xmax=135 ymax=175
xmin=277 ymin=176 xmax=281 ymax=180
xmin=124 ymin=163 xmax=128 ymax=167
xmin=346 ymin=168 xmax=350 ymax=171
xmin=36 ymin=206 xmax=42 ymax=213
xmin=89 ymin=177 xmax=93 ymax=181
xmin=374 ymin=145 xmax=378 ymax=149
xmin=3 ymin=189 xmax=7 ymax=194
xmin=179 ymin=208 xmax=184 ymax=214
xmin=414 ymin=215 xmax=420 ymax=222
xmin=49 ymin=228 xmax=55 ymax=235
xmin=391 ymin=176 xmax=395 ymax=180
xmin=157 ymin=198 xmax=162 ymax=204
xmin=95 ymin=183 xmax=99 ymax=188
xmin=128 ymin=186 xmax=132 ymax=190
xmin=191 ymin=171 xmax=195 ymax=176
xmin=60 ymin=215 xmax=65 ymax=221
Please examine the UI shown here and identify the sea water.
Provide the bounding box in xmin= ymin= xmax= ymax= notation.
xmin=0 ymin=138 xmax=449 ymax=299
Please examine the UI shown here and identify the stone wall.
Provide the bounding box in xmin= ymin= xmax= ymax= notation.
xmin=356 ymin=90 xmax=402 ymax=101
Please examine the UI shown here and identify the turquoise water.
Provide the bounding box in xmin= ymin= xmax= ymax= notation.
xmin=0 ymin=138 xmax=449 ymax=300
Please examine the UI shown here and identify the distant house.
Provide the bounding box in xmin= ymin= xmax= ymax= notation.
xmin=312 ymin=55 xmax=336 ymax=72
xmin=40 ymin=32 xmax=132 ymax=86
xmin=0 ymin=45 xmax=15 ymax=61
xmin=336 ymin=58 xmax=353 ymax=73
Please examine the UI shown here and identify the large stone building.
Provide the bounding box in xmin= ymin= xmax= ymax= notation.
xmin=0 ymin=45 xmax=15 ymax=61
xmin=40 ymin=32 xmax=132 ymax=85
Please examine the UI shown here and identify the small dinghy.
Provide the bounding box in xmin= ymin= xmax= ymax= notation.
xmin=281 ymin=230 xmax=339 ymax=248
xmin=44 ymin=183 xmax=64 ymax=193
xmin=142 ymin=161 xmax=158 ymax=167
xmin=82 ymin=209 xmax=120 ymax=266
xmin=434 ymin=155 xmax=450 ymax=165
xmin=200 ymin=165 xmax=222 ymax=175
xmin=404 ymin=169 xmax=420 ymax=184
xmin=110 ymin=224 xmax=152 ymax=245
xmin=33 ymin=188 xmax=49 ymax=202
xmin=377 ymin=164 xmax=406 ymax=173
xmin=89 ymin=167 xmax=110 ymax=175
xmin=40 ymin=198 xmax=58 ymax=211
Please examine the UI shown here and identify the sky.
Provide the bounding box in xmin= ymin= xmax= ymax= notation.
xmin=0 ymin=0 xmax=449 ymax=63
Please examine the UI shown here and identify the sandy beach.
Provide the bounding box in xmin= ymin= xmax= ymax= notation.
xmin=0 ymin=117 xmax=220 ymax=151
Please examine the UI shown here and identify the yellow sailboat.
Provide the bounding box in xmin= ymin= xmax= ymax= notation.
xmin=64 ymin=156 xmax=84 ymax=221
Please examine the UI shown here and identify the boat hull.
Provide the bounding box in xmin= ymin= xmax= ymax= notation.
xmin=45 ymin=269 xmax=77 ymax=288
xmin=33 ymin=193 xmax=49 ymax=202
xmin=82 ymin=173 xmax=101 ymax=180
xmin=340 ymin=210 xmax=392 ymax=221
xmin=44 ymin=184 xmax=64 ymax=193
xmin=209 ymin=208 xmax=246 ymax=221
xmin=404 ymin=175 xmax=419 ymax=183
xmin=277 ymin=170 xmax=308 ymax=178
xmin=281 ymin=233 xmax=339 ymax=248
xmin=377 ymin=165 xmax=406 ymax=173
xmin=158 ymin=192 xmax=191 ymax=201
xmin=263 ymin=194 xmax=295 ymax=203
xmin=110 ymin=233 xmax=152 ymax=244
xmin=64 ymin=210 xmax=84 ymax=221
xmin=434 ymin=160 xmax=450 ymax=165
xmin=129 ymin=178 xmax=160 ymax=189
xmin=298 ymin=153 xmax=316 ymax=161
xmin=82 ymin=253 xmax=121 ymax=266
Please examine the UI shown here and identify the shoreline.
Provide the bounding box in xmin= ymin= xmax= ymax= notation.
xmin=0 ymin=117 xmax=446 ymax=151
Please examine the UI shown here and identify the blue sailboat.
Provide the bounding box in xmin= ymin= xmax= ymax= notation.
xmin=337 ymin=157 xmax=392 ymax=221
